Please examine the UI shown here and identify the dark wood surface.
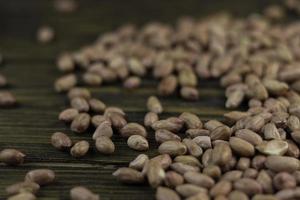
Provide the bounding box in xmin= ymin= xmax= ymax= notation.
xmin=0 ymin=0 xmax=281 ymax=199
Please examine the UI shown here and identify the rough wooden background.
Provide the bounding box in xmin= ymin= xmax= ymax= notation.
xmin=0 ymin=0 xmax=281 ymax=199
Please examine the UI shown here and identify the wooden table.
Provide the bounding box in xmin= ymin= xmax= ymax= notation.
xmin=0 ymin=0 xmax=281 ymax=199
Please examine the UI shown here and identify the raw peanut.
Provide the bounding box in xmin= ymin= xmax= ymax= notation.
xmin=71 ymin=97 xmax=89 ymax=112
xmin=158 ymin=141 xmax=187 ymax=156
xmin=263 ymin=123 xmax=281 ymax=140
xmin=151 ymin=118 xmax=184 ymax=132
xmin=186 ymin=192 xmax=210 ymax=200
xmin=210 ymin=125 xmax=231 ymax=141
xmin=182 ymin=138 xmax=203 ymax=157
xmin=252 ymin=155 xmax=267 ymax=170
xmin=151 ymin=154 xmax=172 ymax=170
xmin=158 ymin=75 xmax=177 ymax=96
xmin=186 ymin=128 xmax=210 ymax=138
xmin=235 ymin=129 xmax=263 ymax=146
xmin=68 ymin=87 xmax=91 ymax=99
xmin=287 ymin=115 xmax=300 ymax=131
xmin=195 ymin=54 xmax=211 ymax=78
xmin=0 ymin=91 xmax=17 ymax=107
xmin=92 ymin=120 xmax=113 ymax=139
xmin=174 ymin=155 xmax=201 ymax=167
xmin=144 ymin=112 xmax=159 ymax=127
xmin=109 ymin=112 xmax=127 ymax=129
xmin=129 ymin=154 xmax=149 ymax=170
xmin=228 ymin=190 xmax=248 ymax=200
xmin=57 ymin=53 xmax=74 ymax=72
xmin=94 ymin=66 xmax=117 ymax=82
xmin=0 ymin=149 xmax=25 ymax=166
xmin=180 ymin=86 xmax=199 ymax=101
xmin=164 ymin=171 xmax=184 ymax=188
xmin=243 ymin=168 xmax=258 ymax=179
xmin=120 ymin=123 xmax=147 ymax=138
xmin=6 ymin=181 xmax=40 ymax=195
xmin=202 ymin=149 xmax=213 ymax=167
xmin=221 ymin=72 xmax=242 ymax=87
xmin=70 ymin=113 xmax=90 ymax=133
xmin=244 ymin=115 xmax=265 ymax=132
xmin=193 ymin=136 xmax=211 ymax=149
xmin=104 ymin=106 xmax=125 ymax=116
xmin=211 ymin=143 xmax=232 ymax=166
xmin=226 ymin=89 xmax=245 ymax=108
xmin=184 ymin=171 xmax=215 ymax=188
xmin=249 ymin=99 xmax=262 ymax=108
xmin=59 ymin=108 xmax=79 ymax=123
xmin=212 ymin=140 xmax=229 ymax=146
xmin=263 ymin=79 xmax=289 ymax=95
xmin=7 ymin=192 xmax=36 ymax=200
xmin=210 ymin=180 xmax=232 ymax=197
xmin=155 ymin=129 xmax=181 ymax=143
xmin=222 ymin=171 xmax=243 ymax=182
xmin=271 ymin=112 xmax=289 ymax=127
xmin=83 ymin=72 xmax=102 ymax=86
xmin=70 ymin=140 xmax=89 ymax=157
xmin=236 ymin=158 xmax=250 ymax=171
xmin=91 ymin=115 xmax=109 ymax=127
xmin=156 ymin=187 xmax=180 ymax=200
xmin=203 ymin=165 xmax=221 ymax=179
xmin=264 ymin=3 xmax=285 ymax=19
xmin=95 ymin=136 xmax=115 ymax=154
xmin=256 ymin=170 xmax=273 ymax=194
xmin=51 ymin=132 xmax=72 ymax=150
xmin=179 ymin=112 xmax=202 ymax=129
xmin=175 ymin=184 xmax=207 ymax=198
xmin=88 ymin=98 xmax=106 ymax=113
xmin=147 ymin=160 xmax=165 ymax=188
xmin=279 ymin=68 xmax=300 ymax=82
xmin=223 ymin=156 xmax=238 ymax=172
xmin=128 ymin=58 xmax=146 ymax=76
xmin=54 ymin=74 xmax=77 ymax=92
xmin=113 ymin=167 xmax=144 ymax=184
xmin=286 ymin=139 xmax=300 ymax=158
xmin=25 ymin=169 xmax=55 ymax=186
xmin=123 ymin=76 xmax=141 ymax=89
xmin=248 ymin=81 xmax=268 ymax=101
xmin=37 ymin=25 xmax=54 ymax=43
xmin=224 ymin=111 xmax=250 ymax=124
xmin=70 ymin=186 xmax=99 ymax=200
xmin=275 ymin=188 xmax=295 ymax=200
xmin=233 ymin=178 xmax=262 ymax=196
xmin=147 ymin=96 xmax=163 ymax=114
xmin=153 ymin=59 xmax=173 ymax=78
xmin=273 ymin=172 xmax=296 ymax=190
xmin=178 ymin=68 xmax=197 ymax=87
xmin=127 ymin=135 xmax=149 ymax=151
xmin=0 ymin=74 xmax=7 ymax=87
xmin=229 ymin=137 xmax=255 ymax=157
xmin=170 ymin=163 xmax=200 ymax=175
xmin=204 ymin=120 xmax=224 ymax=131
xmin=256 ymin=140 xmax=288 ymax=156
xmin=265 ymin=156 xmax=300 ymax=172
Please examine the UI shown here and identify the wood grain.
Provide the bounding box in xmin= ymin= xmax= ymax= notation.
xmin=0 ymin=0 xmax=280 ymax=199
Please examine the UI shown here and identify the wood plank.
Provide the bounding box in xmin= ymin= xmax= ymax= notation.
xmin=0 ymin=0 xmax=282 ymax=199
